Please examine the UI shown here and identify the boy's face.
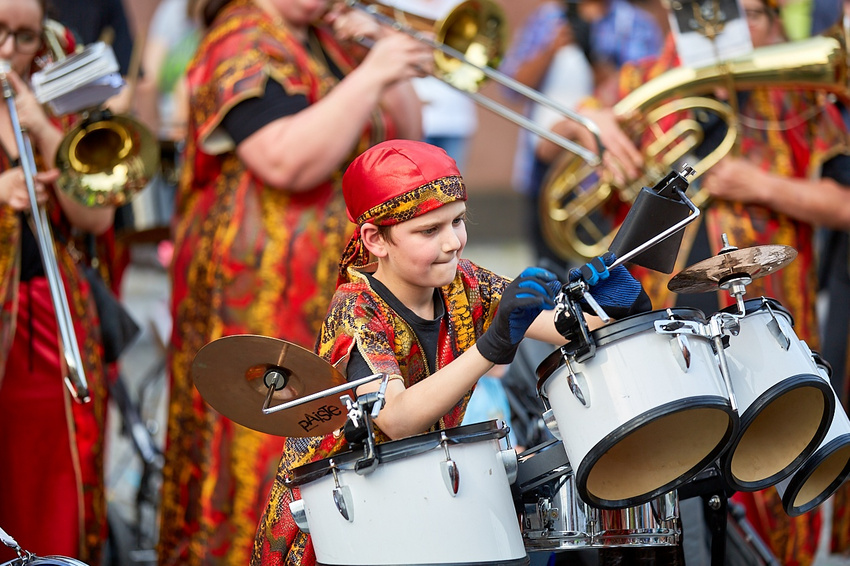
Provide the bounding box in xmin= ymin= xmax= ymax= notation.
xmin=378 ymin=200 xmax=468 ymax=291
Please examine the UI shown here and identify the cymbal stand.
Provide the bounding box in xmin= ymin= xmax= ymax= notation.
xmin=0 ymin=525 xmax=31 ymax=562
xmin=340 ymin=374 xmax=391 ymax=475
xmin=260 ymin=370 xmax=387 ymax=415
xmin=261 ymin=371 xmax=390 ymax=475
xmin=714 ymin=234 xmax=753 ymax=314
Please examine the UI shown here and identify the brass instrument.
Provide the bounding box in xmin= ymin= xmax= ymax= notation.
xmin=0 ymin=61 xmax=90 ymax=402
xmin=0 ymin=26 xmax=160 ymax=403
xmin=36 ymin=24 xmax=159 ymax=207
xmin=539 ymin=26 xmax=850 ymax=263
xmin=56 ymin=110 xmax=160 ymax=207
xmin=346 ymin=0 xmax=603 ymax=165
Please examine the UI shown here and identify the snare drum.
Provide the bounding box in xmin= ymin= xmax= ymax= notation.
xmin=515 ymin=440 xmax=680 ymax=551
xmin=1 ymin=558 xmax=89 ymax=566
xmin=775 ymin=352 xmax=850 ymax=516
xmin=286 ymin=420 xmax=527 ymax=565
xmin=717 ymin=298 xmax=834 ymax=492
xmin=537 ymin=308 xmax=737 ymax=509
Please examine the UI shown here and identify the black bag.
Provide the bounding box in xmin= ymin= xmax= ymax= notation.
xmin=83 ymin=264 xmax=141 ymax=364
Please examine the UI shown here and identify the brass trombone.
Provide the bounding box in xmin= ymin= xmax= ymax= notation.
xmin=345 ymin=0 xmax=604 ymax=166
xmin=0 ymin=61 xmax=90 ymax=403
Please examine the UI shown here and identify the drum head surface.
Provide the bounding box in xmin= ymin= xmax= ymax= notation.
xmin=580 ymin=401 xmax=735 ymax=508
xmin=783 ymin=435 xmax=850 ymax=516
xmin=723 ymin=377 xmax=833 ymax=491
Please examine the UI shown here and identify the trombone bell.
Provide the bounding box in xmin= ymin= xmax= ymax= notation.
xmin=56 ymin=112 xmax=161 ymax=208
xmin=356 ymin=0 xmax=507 ymax=92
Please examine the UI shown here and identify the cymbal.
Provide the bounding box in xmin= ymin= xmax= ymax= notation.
xmin=668 ymin=244 xmax=797 ymax=294
xmin=192 ymin=335 xmax=351 ymax=437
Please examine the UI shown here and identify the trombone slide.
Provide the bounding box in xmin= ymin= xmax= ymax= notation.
xmin=0 ymin=62 xmax=91 ymax=403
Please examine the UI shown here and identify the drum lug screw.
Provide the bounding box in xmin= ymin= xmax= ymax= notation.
xmin=708 ymin=495 xmax=722 ymax=510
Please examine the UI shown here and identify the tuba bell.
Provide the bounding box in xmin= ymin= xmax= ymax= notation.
xmin=538 ymin=25 xmax=850 ymax=263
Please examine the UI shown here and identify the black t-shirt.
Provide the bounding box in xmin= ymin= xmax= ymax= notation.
xmin=346 ymin=273 xmax=445 ymax=382
xmin=221 ymin=30 xmax=345 ymax=145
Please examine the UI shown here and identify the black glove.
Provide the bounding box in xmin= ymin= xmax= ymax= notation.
xmin=477 ymin=267 xmax=561 ymax=364
xmin=568 ymin=252 xmax=652 ymax=319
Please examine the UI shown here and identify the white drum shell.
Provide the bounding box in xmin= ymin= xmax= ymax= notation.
xmin=719 ymin=299 xmax=834 ymax=491
xmin=540 ymin=311 xmax=735 ymax=509
xmin=775 ymin=360 xmax=850 ymax=516
xmin=722 ymin=304 xmax=821 ymax=414
xmin=293 ymin=428 xmax=526 ymax=565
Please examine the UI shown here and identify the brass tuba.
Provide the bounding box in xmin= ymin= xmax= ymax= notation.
xmin=539 ymin=25 xmax=850 ymax=263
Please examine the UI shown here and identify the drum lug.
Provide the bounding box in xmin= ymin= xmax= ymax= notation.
xmin=670 ymin=334 xmax=693 ymax=372
xmin=440 ymin=433 xmax=460 ymax=496
xmin=331 ymin=464 xmax=354 ymax=522
xmin=543 ymin=409 xmax=563 ymax=441
xmin=764 ymin=302 xmax=791 ymax=351
xmin=564 ymin=356 xmax=590 ymax=407
xmin=500 ymin=447 xmax=518 ymax=485
xmin=289 ymin=499 xmax=310 ymax=533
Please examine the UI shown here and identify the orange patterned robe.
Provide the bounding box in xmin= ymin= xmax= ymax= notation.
xmin=159 ymin=1 xmax=398 ymax=565
xmin=615 ymin=36 xmax=850 ymax=566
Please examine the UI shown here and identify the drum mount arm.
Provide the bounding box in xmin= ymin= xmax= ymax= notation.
xmin=340 ymin=373 xmax=390 ymax=476
xmin=554 ymin=283 xmax=597 ymax=363
xmin=0 ymin=525 xmax=32 ymax=562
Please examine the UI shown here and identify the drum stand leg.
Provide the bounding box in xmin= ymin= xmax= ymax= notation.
xmin=702 ymin=492 xmax=727 ymax=566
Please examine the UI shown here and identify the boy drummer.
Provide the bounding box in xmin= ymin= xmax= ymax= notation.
xmin=252 ymin=139 xmax=650 ymax=565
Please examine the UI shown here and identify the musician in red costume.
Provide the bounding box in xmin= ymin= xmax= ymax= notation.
xmin=159 ymin=1 xmax=431 ymax=564
xmin=0 ymin=2 xmax=115 ymax=563
xmin=538 ymin=0 xmax=850 ymax=562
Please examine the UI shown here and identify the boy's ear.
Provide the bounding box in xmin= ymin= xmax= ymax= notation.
xmin=360 ymin=223 xmax=388 ymax=258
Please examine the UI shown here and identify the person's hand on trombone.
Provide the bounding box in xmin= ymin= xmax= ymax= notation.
xmin=0 ymin=166 xmax=57 ymax=211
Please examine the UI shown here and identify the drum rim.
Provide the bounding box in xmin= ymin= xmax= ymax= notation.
xmin=575 ymin=395 xmax=738 ymax=510
xmin=535 ymin=307 xmax=708 ymax=391
xmin=286 ymin=419 xmax=508 ymax=486
xmin=721 ymin=374 xmax=835 ymax=492
xmin=1 ymin=558 xmax=91 ymax=566
xmin=719 ymin=296 xmax=794 ymax=325
xmin=780 ymin=432 xmax=850 ymax=516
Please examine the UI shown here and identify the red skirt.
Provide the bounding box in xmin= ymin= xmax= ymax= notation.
xmin=0 ymin=278 xmax=82 ymax=561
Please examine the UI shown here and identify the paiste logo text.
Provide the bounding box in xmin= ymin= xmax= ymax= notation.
xmin=299 ymin=405 xmax=343 ymax=433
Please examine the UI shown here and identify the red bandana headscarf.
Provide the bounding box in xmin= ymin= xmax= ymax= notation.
xmin=338 ymin=140 xmax=467 ymax=284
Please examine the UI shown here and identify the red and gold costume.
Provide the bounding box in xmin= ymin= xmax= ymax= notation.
xmin=614 ymin=36 xmax=849 ymax=565
xmin=0 ymin=149 xmax=108 ymax=563
xmin=159 ymin=1 xmax=399 ymax=564
xmin=252 ymin=140 xmax=508 ymax=565
xmin=252 ymin=259 xmax=509 ymax=565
